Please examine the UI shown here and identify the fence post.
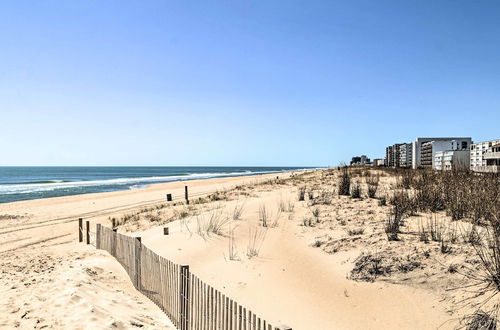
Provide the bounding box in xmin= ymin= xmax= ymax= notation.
xmin=78 ymin=218 xmax=83 ymax=242
xmin=96 ymin=224 xmax=101 ymax=249
xmin=184 ymin=186 xmax=189 ymax=204
xmin=86 ymin=221 xmax=90 ymax=245
xmin=134 ymin=237 xmax=142 ymax=290
xmin=111 ymin=228 xmax=117 ymax=256
xmin=180 ymin=264 xmax=190 ymax=330
xmin=164 ymin=227 xmax=169 ymax=235
xmin=166 ymin=193 xmax=173 ymax=201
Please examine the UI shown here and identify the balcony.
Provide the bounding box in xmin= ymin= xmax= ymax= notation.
xmin=472 ymin=165 xmax=500 ymax=173
xmin=483 ymin=151 xmax=500 ymax=160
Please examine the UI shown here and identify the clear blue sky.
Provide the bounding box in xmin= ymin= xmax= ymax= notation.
xmin=1 ymin=1 xmax=498 ymax=166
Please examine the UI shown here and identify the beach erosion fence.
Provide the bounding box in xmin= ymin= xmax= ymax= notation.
xmin=79 ymin=222 xmax=291 ymax=330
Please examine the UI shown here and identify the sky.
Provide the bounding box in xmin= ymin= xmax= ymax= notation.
xmin=0 ymin=1 xmax=499 ymax=166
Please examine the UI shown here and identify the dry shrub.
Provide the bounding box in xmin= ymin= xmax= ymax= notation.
xmin=400 ymin=169 xmax=416 ymax=189
xmin=298 ymin=187 xmax=306 ymax=201
xmin=350 ymin=182 xmax=361 ymax=199
xmin=338 ymin=166 xmax=351 ymax=196
xmin=366 ymin=175 xmax=379 ymax=198
xmin=463 ymin=310 xmax=498 ymax=330
xmin=385 ymin=202 xmax=405 ymax=241
xmin=350 ymin=251 xmax=421 ymax=282
xmin=310 ymin=189 xmax=333 ymax=205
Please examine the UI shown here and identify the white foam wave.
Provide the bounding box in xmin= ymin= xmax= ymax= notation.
xmin=0 ymin=170 xmax=288 ymax=195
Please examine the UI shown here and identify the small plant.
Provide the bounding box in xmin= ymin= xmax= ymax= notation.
xmin=209 ymin=190 xmax=228 ymax=201
xmin=226 ymin=227 xmax=240 ymax=261
xmin=259 ymin=204 xmax=269 ymax=227
xmin=428 ymin=215 xmax=445 ymax=242
xmin=270 ymin=208 xmax=282 ymax=228
xmin=232 ymin=203 xmax=245 ymax=220
xmin=298 ymin=187 xmax=306 ymax=201
xmin=196 ymin=209 xmax=231 ymax=239
xmin=312 ymin=207 xmax=320 ymax=223
xmin=308 ymin=190 xmax=315 ymax=200
xmin=246 ymin=227 xmax=267 ymax=259
xmin=313 ymin=240 xmax=323 ymax=247
xmin=385 ymin=206 xmax=403 ymax=241
xmin=366 ymin=175 xmax=379 ymax=198
xmin=347 ymin=227 xmax=365 ymax=236
xmin=418 ymin=219 xmax=429 ymax=243
xmin=350 ymin=183 xmax=362 ymax=199
xmin=338 ymin=166 xmax=351 ymax=196
xmin=462 ymin=310 xmax=498 ymax=330
xmin=302 ymin=217 xmax=314 ymax=227
xmin=278 ymin=198 xmax=295 ymax=212
xmin=440 ymin=239 xmax=452 ymax=254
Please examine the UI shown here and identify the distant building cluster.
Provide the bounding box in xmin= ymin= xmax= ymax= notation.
xmin=350 ymin=137 xmax=500 ymax=173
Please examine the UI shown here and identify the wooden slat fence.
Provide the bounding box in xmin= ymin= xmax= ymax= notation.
xmin=88 ymin=224 xmax=290 ymax=330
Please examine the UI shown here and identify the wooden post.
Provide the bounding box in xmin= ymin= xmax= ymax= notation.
xmin=111 ymin=218 xmax=116 ymax=229
xmin=111 ymin=228 xmax=117 ymax=256
xmin=164 ymin=227 xmax=169 ymax=235
xmin=78 ymin=218 xmax=83 ymax=242
xmin=134 ymin=237 xmax=142 ymax=289
xmin=166 ymin=193 xmax=173 ymax=201
xmin=180 ymin=264 xmax=190 ymax=330
xmin=184 ymin=186 xmax=189 ymax=204
xmin=96 ymin=224 xmax=101 ymax=249
xmin=86 ymin=221 xmax=90 ymax=245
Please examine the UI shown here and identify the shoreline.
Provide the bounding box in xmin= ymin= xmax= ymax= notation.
xmin=0 ymin=170 xmax=306 ymax=211
xmin=0 ymin=168 xmax=315 ymax=207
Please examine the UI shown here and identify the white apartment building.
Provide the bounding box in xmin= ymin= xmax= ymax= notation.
xmin=470 ymin=139 xmax=500 ymax=173
xmin=434 ymin=150 xmax=470 ymax=170
xmin=398 ymin=143 xmax=413 ymax=168
xmin=411 ymin=137 xmax=472 ymax=169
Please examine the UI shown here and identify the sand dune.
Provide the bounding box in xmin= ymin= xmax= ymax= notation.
xmin=0 ymin=171 xmax=463 ymax=329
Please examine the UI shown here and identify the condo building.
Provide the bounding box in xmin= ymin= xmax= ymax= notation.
xmin=411 ymin=137 xmax=472 ymax=169
xmin=434 ymin=150 xmax=470 ymax=171
xmin=470 ymin=139 xmax=500 ymax=173
xmin=385 ymin=143 xmax=403 ymax=167
xmin=398 ymin=143 xmax=413 ymax=168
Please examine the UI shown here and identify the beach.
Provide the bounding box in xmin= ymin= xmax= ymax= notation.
xmin=0 ymin=169 xmax=467 ymax=329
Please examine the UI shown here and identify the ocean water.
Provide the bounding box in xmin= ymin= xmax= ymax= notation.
xmin=0 ymin=166 xmax=308 ymax=204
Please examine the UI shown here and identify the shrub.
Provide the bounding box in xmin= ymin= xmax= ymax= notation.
xmin=347 ymin=227 xmax=365 ymax=236
xmin=350 ymin=183 xmax=362 ymax=199
xmin=338 ymin=166 xmax=351 ymax=196
xmin=366 ymin=175 xmax=379 ymax=198
xmin=298 ymin=187 xmax=306 ymax=201
xmin=385 ymin=205 xmax=404 ymax=241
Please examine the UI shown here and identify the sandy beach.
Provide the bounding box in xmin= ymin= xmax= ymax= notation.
xmin=0 ymin=172 xmax=294 ymax=329
xmin=0 ymin=169 xmax=481 ymax=329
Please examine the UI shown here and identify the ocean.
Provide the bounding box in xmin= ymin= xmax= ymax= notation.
xmin=0 ymin=166 xmax=309 ymax=204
